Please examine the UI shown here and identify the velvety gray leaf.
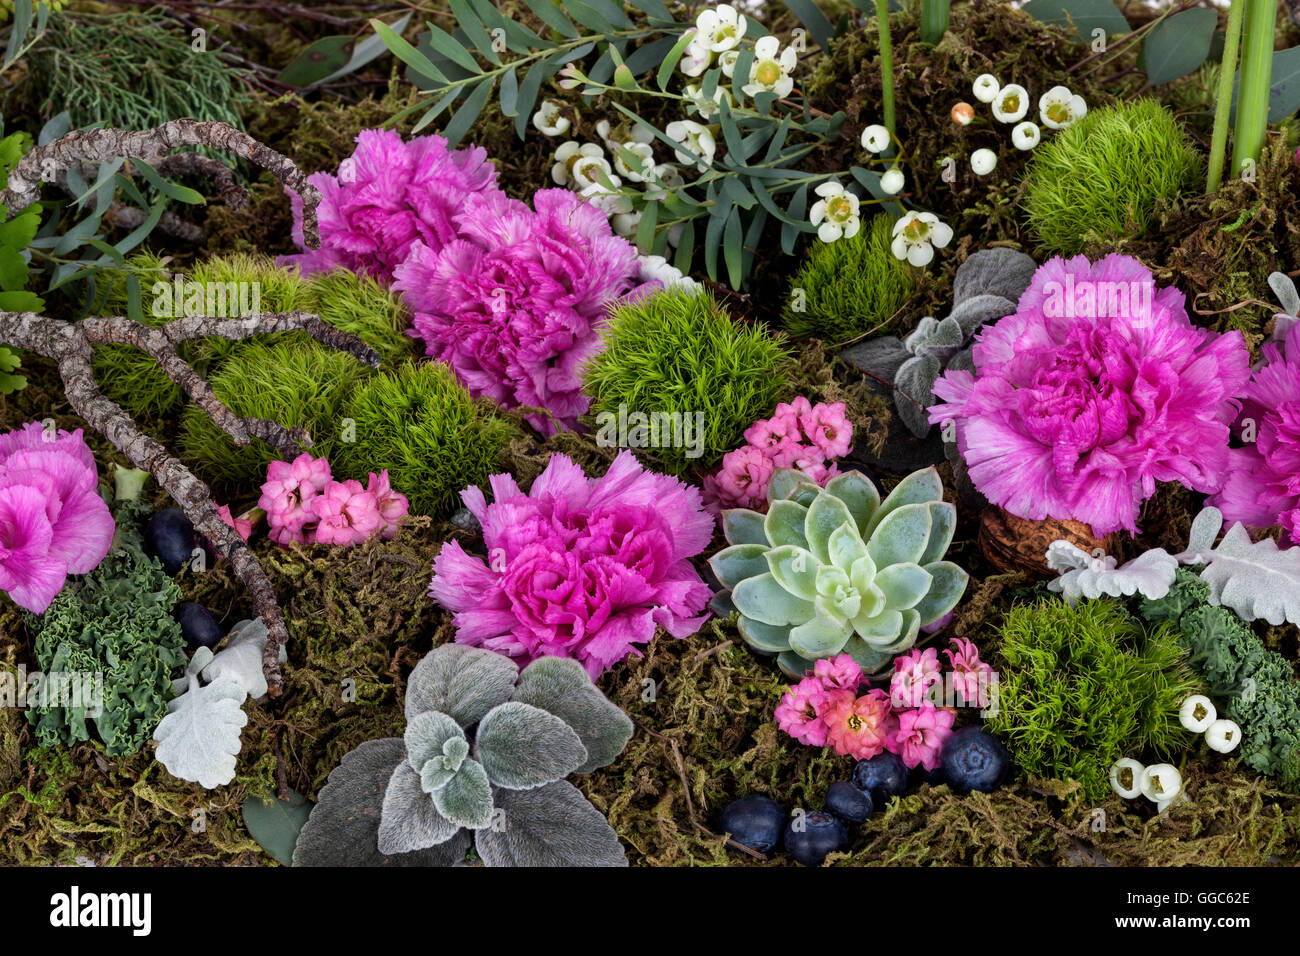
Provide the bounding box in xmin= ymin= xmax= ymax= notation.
xmin=946 ymin=293 xmax=1019 ymax=338
xmin=293 ymin=738 xmax=470 ymax=866
xmin=404 ymin=644 xmax=519 ymax=727
xmin=947 ymin=348 xmax=975 ymax=374
xmin=838 ymin=336 xmax=911 ymax=379
xmin=377 ymin=760 xmax=462 ymax=854
xmin=475 ymin=701 xmax=588 ymax=789
xmin=1270 ymin=271 xmax=1300 ymax=317
xmin=894 ymin=355 xmax=941 ymax=438
xmin=432 ymin=757 xmax=494 ymax=829
xmin=404 ymin=710 xmax=466 ymax=777
xmin=474 ymin=781 xmax=627 ymax=867
xmin=951 ymin=248 xmax=1037 ymax=304
xmin=511 ymin=657 xmax=634 ymax=773
xmin=903 ymin=316 xmax=939 ymax=353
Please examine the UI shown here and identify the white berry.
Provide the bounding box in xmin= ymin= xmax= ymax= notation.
xmin=1179 ymin=695 xmax=1216 ymax=734
xmin=1109 ymin=757 xmax=1145 ymax=799
xmin=1206 ymin=719 xmax=1242 ymax=753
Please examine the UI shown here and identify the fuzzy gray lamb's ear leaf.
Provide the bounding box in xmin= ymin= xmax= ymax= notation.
xmin=432 ymin=758 xmax=494 ymax=829
xmin=292 ymin=738 xmax=469 ymax=867
xmin=946 ymin=293 xmax=1019 ymax=338
xmin=838 ymin=335 xmax=912 ymax=380
xmin=404 ymin=644 xmax=520 ymax=727
xmin=1270 ymin=271 xmax=1300 ymax=318
xmin=511 ymin=656 xmax=634 ymax=773
xmin=951 ymin=248 xmax=1037 ymax=304
xmin=377 ymin=761 xmax=462 ymax=855
xmin=475 ymin=781 xmax=627 ymax=867
xmin=894 ymin=354 xmax=941 ymax=438
xmin=474 ymin=701 xmax=588 ymax=788
xmin=404 ymin=710 xmax=466 ymax=775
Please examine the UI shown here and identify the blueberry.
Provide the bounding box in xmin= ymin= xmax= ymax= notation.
xmin=941 ymin=726 xmax=1010 ymax=795
xmin=852 ymin=752 xmax=910 ymax=805
xmin=824 ymin=781 xmax=873 ymax=824
xmin=915 ymin=764 xmax=947 ymax=788
xmin=718 ymin=795 xmax=785 ymax=854
xmin=176 ymin=602 xmax=223 ymax=651
xmin=146 ymin=508 xmax=196 ymax=574
xmin=784 ymin=810 xmax=849 ymax=866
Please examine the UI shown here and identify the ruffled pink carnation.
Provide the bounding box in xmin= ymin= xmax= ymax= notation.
xmin=429 ymin=451 xmax=713 ymax=677
xmin=395 ymin=188 xmax=654 ymax=435
xmin=0 ymin=422 xmax=114 ymax=613
xmin=1209 ymin=323 xmax=1300 ymax=542
xmin=822 ymin=688 xmax=892 ymax=760
xmin=929 ymin=254 xmax=1250 ymax=535
xmin=889 ymin=703 xmax=955 ymax=771
xmin=775 ymin=676 xmax=831 ymax=747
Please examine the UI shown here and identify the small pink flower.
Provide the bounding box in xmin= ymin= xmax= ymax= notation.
xmin=890 ymin=646 xmax=942 ymax=709
xmin=311 ymin=480 xmax=383 ymax=547
xmin=800 ymin=401 xmax=853 ymax=459
xmin=775 ymin=676 xmax=831 ymax=747
xmin=710 ymin=445 xmax=775 ymax=512
xmin=813 ymin=653 xmax=863 ymax=692
xmin=822 ymin=687 xmax=892 ymax=760
xmin=366 ymin=470 xmax=409 ymax=539
xmin=946 ymin=637 xmax=995 ymax=708
xmin=259 ymin=453 xmax=330 ymax=527
xmin=890 ymin=704 xmax=955 ymax=771
xmin=743 ymin=414 xmax=801 ymax=457
xmin=215 ymin=504 xmax=252 ymax=543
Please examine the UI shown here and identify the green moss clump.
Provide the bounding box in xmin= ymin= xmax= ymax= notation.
xmin=334 ymin=361 xmax=513 ymax=518
xmin=305 ymin=268 xmax=412 ymax=364
xmin=582 ymin=287 xmax=793 ymax=476
xmin=1023 ymin=99 xmax=1201 ymax=256
xmin=782 ymin=214 xmax=914 ymax=344
xmin=986 ymin=596 xmax=1200 ymax=803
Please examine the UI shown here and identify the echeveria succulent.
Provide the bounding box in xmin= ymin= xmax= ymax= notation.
xmin=708 ymin=466 xmax=968 ymax=677
xmin=293 ymin=644 xmax=634 ymax=867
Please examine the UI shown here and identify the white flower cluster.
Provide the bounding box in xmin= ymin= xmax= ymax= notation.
xmin=1110 ymin=697 xmax=1239 ymax=812
xmin=678 ymin=5 xmax=799 ymax=105
xmin=954 ymin=74 xmax=1087 ymax=176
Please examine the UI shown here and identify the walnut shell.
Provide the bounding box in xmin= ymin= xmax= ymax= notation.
xmin=978 ymin=507 xmax=1114 ymax=578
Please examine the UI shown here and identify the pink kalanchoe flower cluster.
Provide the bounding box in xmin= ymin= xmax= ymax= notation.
xmin=281 ymin=129 xmax=502 ymax=283
xmin=257 ymin=453 xmax=408 ymax=548
xmin=928 ymin=254 xmax=1251 ymax=536
xmin=703 ymin=397 xmax=854 ymax=513
xmin=776 ymin=639 xmax=996 ymax=768
xmin=429 ymin=451 xmax=714 ymax=678
xmin=0 ymin=422 xmax=115 ymax=614
xmin=395 ymin=189 xmax=655 ymax=435
xmin=1210 ymin=323 xmax=1300 ymax=542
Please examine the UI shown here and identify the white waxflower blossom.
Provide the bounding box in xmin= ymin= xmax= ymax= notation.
xmin=643 ymin=162 xmax=686 ymax=202
xmin=991 ymin=84 xmax=1029 ymax=123
xmin=611 ymin=209 xmax=642 ymax=237
xmin=972 ymin=73 xmax=1000 ymax=103
xmin=742 ymin=35 xmax=796 ymax=99
xmin=579 ymin=180 xmax=633 ymax=219
xmin=860 ymin=123 xmax=891 ymax=154
xmin=611 ymin=141 xmax=656 ymax=183
xmin=719 ymin=50 xmax=740 ymax=78
xmin=809 ymin=181 xmax=861 ymax=243
xmin=1038 ymin=85 xmax=1087 ymax=129
xmin=696 ymin=4 xmax=746 ymax=53
xmin=550 ymin=141 xmax=604 ymax=187
xmin=1205 ymin=719 xmax=1242 ymax=754
xmin=970 ymin=148 xmax=997 ymax=176
xmin=880 ymin=167 xmax=905 ymax=195
xmin=665 ymin=119 xmax=716 ymax=169
xmin=1179 ymin=695 xmax=1217 ymax=734
xmin=683 ymin=83 xmax=735 ymax=121
xmin=890 ymin=211 xmax=953 ymax=268
xmin=1011 ymin=121 xmax=1041 ymax=150
xmin=639 ymin=254 xmax=699 ymax=291
xmin=531 ymin=100 xmax=570 ymax=137
xmin=571 ymin=154 xmax=618 ymax=192
xmin=679 ymin=30 xmax=713 ymax=77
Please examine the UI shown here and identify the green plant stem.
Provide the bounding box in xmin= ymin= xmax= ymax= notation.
xmin=875 ymin=0 xmax=895 ymax=135
xmin=1231 ymin=0 xmax=1276 ymax=177
xmin=919 ymin=0 xmax=950 ymax=45
xmin=1207 ymin=0 xmax=1245 ymax=193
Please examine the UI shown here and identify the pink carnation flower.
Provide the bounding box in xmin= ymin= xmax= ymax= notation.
xmin=890 ymin=703 xmax=955 ymax=771
xmin=0 ymin=422 xmax=114 ymax=613
xmin=366 ymin=470 xmax=409 ymax=540
xmin=929 ymin=254 xmax=1250 ymax=536
xmin=429 ymin=451 xmax=713 ymax=677
xmin=311 ymin=479 xmax=383 ymax=547
xmin=395 ymin=188 xmax=655 ymax=435
xmin=945 ymin=637 xmax=995 ymax=708
xmin=822 ymin=688 xmax=892 ymax=760
xmin=890 ymin=646 xmax=943 ymax=709
xmin=775 ymin=676 xmax=831 ymax=747
xmin=281 ymin=129 xmax=501 ymax=283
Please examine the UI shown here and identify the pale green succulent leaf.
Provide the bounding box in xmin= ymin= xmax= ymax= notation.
xmin=827 ymin=522 xmax=868 ymax=571
xmin=405 ymin=710 xmax=466 ymax=776
xmin=710 ymin=543 xmax=771 ymax=588
xmin=709 ymin=591 xmax=739 ymax=618
xmin=722 ymin=508 xmax=769 ymax=546
xmin=475 ymin=701 xmax=588 ymax=790
xmin=852 ymin=607 xmax=904 ymax=643
xmin=788 ymin=609 xmax=854 ymax=659
xmin=777 ymin=649 xmax=817 ymax=679
xmin=769 ymin=468 xmax=815 ymax=502
xmin=737 ymin=615 xmax=793 ymax=653
xmin=914 ymin=560 xmax=969 ymax=625
xmin=864 ymin=466 xmax=944 ymax=537
xmin=875 ymin=562 xmax=933 ymax=611
xmin=510 ymin=656 xmax=633 ymax=774
xmin=766 ymin=544 xmax=821 ymax=600
xmin=919 ymin=501 xmax=957 ymax=565
xmin=849 ymin=552 xmax=878 ymax=592
xmin=732 ymin=572 xmax=817 ymax=626
xmin=825 ymin=471 xmax=881 ymax=537
xmin=842 ymin=636 xmax=896 ymax=675
xmin=805 ymin=491 xmax=855 ymax=565
xmin=765 ymin=499 xmax=810 ymax=549
xmin=866 ymin=502 xmax=932 ymax=567
xmin=787 ymin=481 xmax=822 ymax=506
xmin=431 ymin=758 xmax=494 ymax=829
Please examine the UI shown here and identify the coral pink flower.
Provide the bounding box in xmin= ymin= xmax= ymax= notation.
xmin=890 ymin=703 xmax=956 ymax=771
xmin=930 ymin=254 xmax=1250 ymax=535
xmin=311 ymin=480 xmax=383 ymax=547
xmin=821 ymin=688 xmax=892 ymax=760
xmin=775 ymin=676 xmax=830 ymax=747
xmin=890 ymin=646 xmax=943 ymax=709
xmin=945 ymin=637 xmax=995 ymax=708
xmin=813 ymin=653 xmax=863 ymax=692
xmin=0 ymin=423 xmax=114 ymax=613
xmin=366 ymin=470 xmax=409 ymax=539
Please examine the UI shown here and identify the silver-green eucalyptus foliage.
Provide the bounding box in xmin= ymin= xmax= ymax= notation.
xmin=709 ymin=466 xmax=968 ymax=678
xmin=293 ymin=645 xmax=634 ymax=867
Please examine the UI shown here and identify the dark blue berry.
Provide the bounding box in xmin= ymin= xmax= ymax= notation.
xmin=941 ymin=726 xmax=1010 ymax=795
xmin=718 ymin=796 xmax=785 ymax=854
xmin=146 ymin=508 xmax=196 ymax=574
xmin=784 ymin=810 xmax=849 ymax=866
xmin=824 ymin=780 xmax=873 ymax=823
xmin=852 ymin=751 xmax=910 ymax=805
xmin=177 ymin=602 xmax=223 ymax=651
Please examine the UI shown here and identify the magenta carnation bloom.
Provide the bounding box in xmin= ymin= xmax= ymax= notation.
xmin=1209 ymin=322 xmax=1300 ymax=540
xmin=0 ymin=422 xmax=114 ymax=613
xmin=281 ymin=128 xmax=500 ymax=283
xmin=429 ymin=451 xmax=713 ymax=677
xmin=395 ymin=188 xmax=653 ymax=435
xmin=929 ymin=254 xmax=1250 ymax=535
